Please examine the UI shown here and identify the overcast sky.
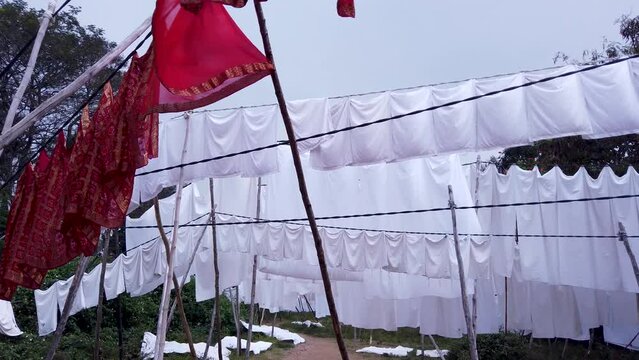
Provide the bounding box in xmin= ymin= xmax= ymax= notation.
xmin=25 ymin=1 xmax=636 ymax=108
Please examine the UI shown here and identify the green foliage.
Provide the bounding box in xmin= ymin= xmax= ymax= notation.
xmin=448 ymin=332 xmax=529 ymax=360
xmin=0 ymin=0 xmax=122 ymax=234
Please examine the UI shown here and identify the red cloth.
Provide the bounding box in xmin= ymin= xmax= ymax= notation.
xmin=0 ymin=164 xmax=44 ymax=299
xmin=337 ymin=0 xmax=355 ymax=17
xmin=151 ymin=0 xmax=273 ymax=113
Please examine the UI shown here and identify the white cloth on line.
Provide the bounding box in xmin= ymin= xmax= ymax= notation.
xmin=475 ymin=164 xmax=639 ymax=292
xmin=131 ymin=58 xmax=639 ymax=203
xmin=35 ymin=283 xmax=58 ymax=336
xmin=0 ymin=300 xmax=22 ymax=337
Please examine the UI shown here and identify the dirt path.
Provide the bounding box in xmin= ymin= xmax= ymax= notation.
xmin=281 ymin=335 xmax=367 ymax=360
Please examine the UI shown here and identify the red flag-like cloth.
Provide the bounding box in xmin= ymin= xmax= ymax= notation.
xmin=150 ymin=0 xmax=273 ymax=113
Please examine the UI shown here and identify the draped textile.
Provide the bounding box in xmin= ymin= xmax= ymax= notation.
xmin=151 ymin=0 xmax=273 ymax=113
xmin=337 ymin=0 xmax=355 ymax=17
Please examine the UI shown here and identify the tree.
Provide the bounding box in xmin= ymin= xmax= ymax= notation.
xmin=0 ymin=0 xmax=121 ymax=233
xmin=498 ymin=15 xmax=639 ymax=176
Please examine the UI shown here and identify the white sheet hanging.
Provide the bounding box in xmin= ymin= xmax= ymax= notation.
xmin=475 ymin=164 xmax=639 ymax=292
xmin=0 ymin=300 xmax=22 ymax=337
xmin=35 ymin=283 xmax=58 ymax=336
xmin=131 ymin=58 xmax=639 ymax=200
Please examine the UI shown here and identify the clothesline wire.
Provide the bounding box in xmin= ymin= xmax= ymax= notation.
xmin=139 ymin=54 xmax=639 ymax=178
xmin=169 ymin=60 xmax=584 ymax=119
xmin=124 ymin=193 xmax=639 ymax=239
xmin=0 ymin=31 xmax=153 ymax=194
xmin=0 ymin=0 xmax=73 ymax=80
xmin=124 ymin=212 xmax=210 ymax=253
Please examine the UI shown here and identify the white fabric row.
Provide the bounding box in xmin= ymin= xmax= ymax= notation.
xmin=132 ymin=58 xmax=639 ymax=202
xmin=128 ymin=153 xmax=488 ymax=278
xmin=474 ymin=164 xmax=639 ymax=292
xmin=0 ymin=300 xmax=22 ymax=337
xmin=34 ymin=257 xmax=126 ymax=336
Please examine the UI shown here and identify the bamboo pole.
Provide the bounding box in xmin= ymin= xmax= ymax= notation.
xmin=271 ymin=312 xmax=277 ymax=337
xmin=93 ymin=231 xmax=112 ymax=360
xmin=45 ymin=255 xmax=91 ymax=360
xmin=0 ymin=17 xmax=151 ymax=152
xmin=245 ymin=177 xmax=262 ymax=359
xmin=154 ymin=114 xmax=191 ymax=360
xmin=167 ymin=214 xmax=213 ymax=323
xmin=1 ymin=0 xmax=60 ymax=157
xmin=229 ymin=287 xmax=241 ymax=356
xmin=619 ymin=222 xmax=639 ymax=287
xmin=428 ymin=335 xmax=446 ymax=360
xmin=471 ymin=156 xmax=480 ymax=333
xmin=448 ymin=185 xmax=479 ymax=360
xmin=115 ymin=231 xmax=125 ymax=360
xmin=209 ymin=178 xmax=224 ymax=360
xmin=203 ymin=299 xmax=218 ymax=359
xmin=252 ymin=2 xmax=348 ymax=358
xmin=153 ymin=198 xmax=197 ymax=359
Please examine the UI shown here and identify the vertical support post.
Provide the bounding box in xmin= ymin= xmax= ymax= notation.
xmin=231 ymin=287 xmax=241 ymax=355
xmin=504 ymin=277 xmax=508 ymax=333
xmin=94 ymin=231 xmax=112 ymax=360
xmin=153 ymin=198 xmax=197 ymax=359
xmin=448 ymin=185 xmax=479 ymax=360
xmin=115 ymin=231 xmax=125 ymax=360
xmin=154 ymin=114 xmax=191 ymax=360
xmin=202 ymin=299 xmax=217 ymax=360
xmin=271 ymin=312 xmax=277 ymax=337
xmin=471 ymin=155 xmax=481 ymax=333
xmin=252 ymin=2 xmax=348 ymax=358
xmin=209 ymin=178 xmax=224 ymax=360
xmin=246 ymin=177 xmax=263 ymax=359
xmin=45 ymin=255 xmax=91 ymax=360
xmin=420 ymin=334 xmax=425 ymax=359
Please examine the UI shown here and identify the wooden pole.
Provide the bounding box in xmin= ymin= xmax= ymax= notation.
xmin=619 ymin=222 xmax=639 ymax=287
xmin=471 ymin=155 xmax=481 ymax=333
xmin=45 ymin=255 xmax=91 ymax=360
xmin=230 ymin=287 xmax=241 ymax=356
xmin=504 ymin=277 xmax=508 ymax=333
xmin=154 ymin=114 xmax=191 ymax=360
xmin=1 ymin=0 xmax=60 ymax=157
xmin=202 ymin=299 xmax=217 ymax=359
xmin=0 ymin=17 xmax=152 ymax=152
xmin=153 ymin=198 xmax=197 ymax=359
xmin=209 ymin=178 xmax=224 ymax=360
xmin=167 ymin=214 xmax=213 ymax=323
xmin=245 ymin=177 xmax=262 ymax=359
xmin=271 ymin=312 xmax=277 ymax=337
xmin=448 ymin=185 xmax=479 ymax=360
xmin=420 ymin=334 xmax=425 ymax=359
xmin=252 ymin=1 xmax=349 ymax=358
xmin=115 ymin=231 xmax=125 ymax=360
xmin=93 ymin=231 xmax=112 ymax=360
xmin=428 ymin=335 xmax=446 ymax=360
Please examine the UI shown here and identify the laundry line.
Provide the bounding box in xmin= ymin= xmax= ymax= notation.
xmin=126 ymin=192 xmax=639 ymax=230
xmin=167 ymin=61 xmax=576 ymax=120
xmin=137 ymin=54 xmax=639 ymax=178
xmin=124 ymin=208 xmax=639 ymax=241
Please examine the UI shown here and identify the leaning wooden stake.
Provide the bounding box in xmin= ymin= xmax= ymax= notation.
xmin=94 ymin=231 xmax=112 ymax=360
xmin=448 ymin=185 xmax=479 ymax=360
xmin=167 ymin=214 xmax=212 ymax=323
xmin=153 ymin=198 xmax=197 ymax=359
xmin=154 ymin=114 xmax=191 ymax=360
xmin=428 ymin=335 xmax=446 ymax=360
xmin=252 ymin=1 xmax=348 ymax=358
xmin=209 ymin=178 xmax=224 ymax=360
xmin=45 ymin=255 xmax=91 ymax=360
xmin=1 ymin=0 xmax=60 ymax=157
xmin=245 ymin=177 xmax=262 ymax=359
xmin=203 ymin=299 xmax=218 ymax=359
xmin=619 ymin=222 xmax=639 ymax=287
